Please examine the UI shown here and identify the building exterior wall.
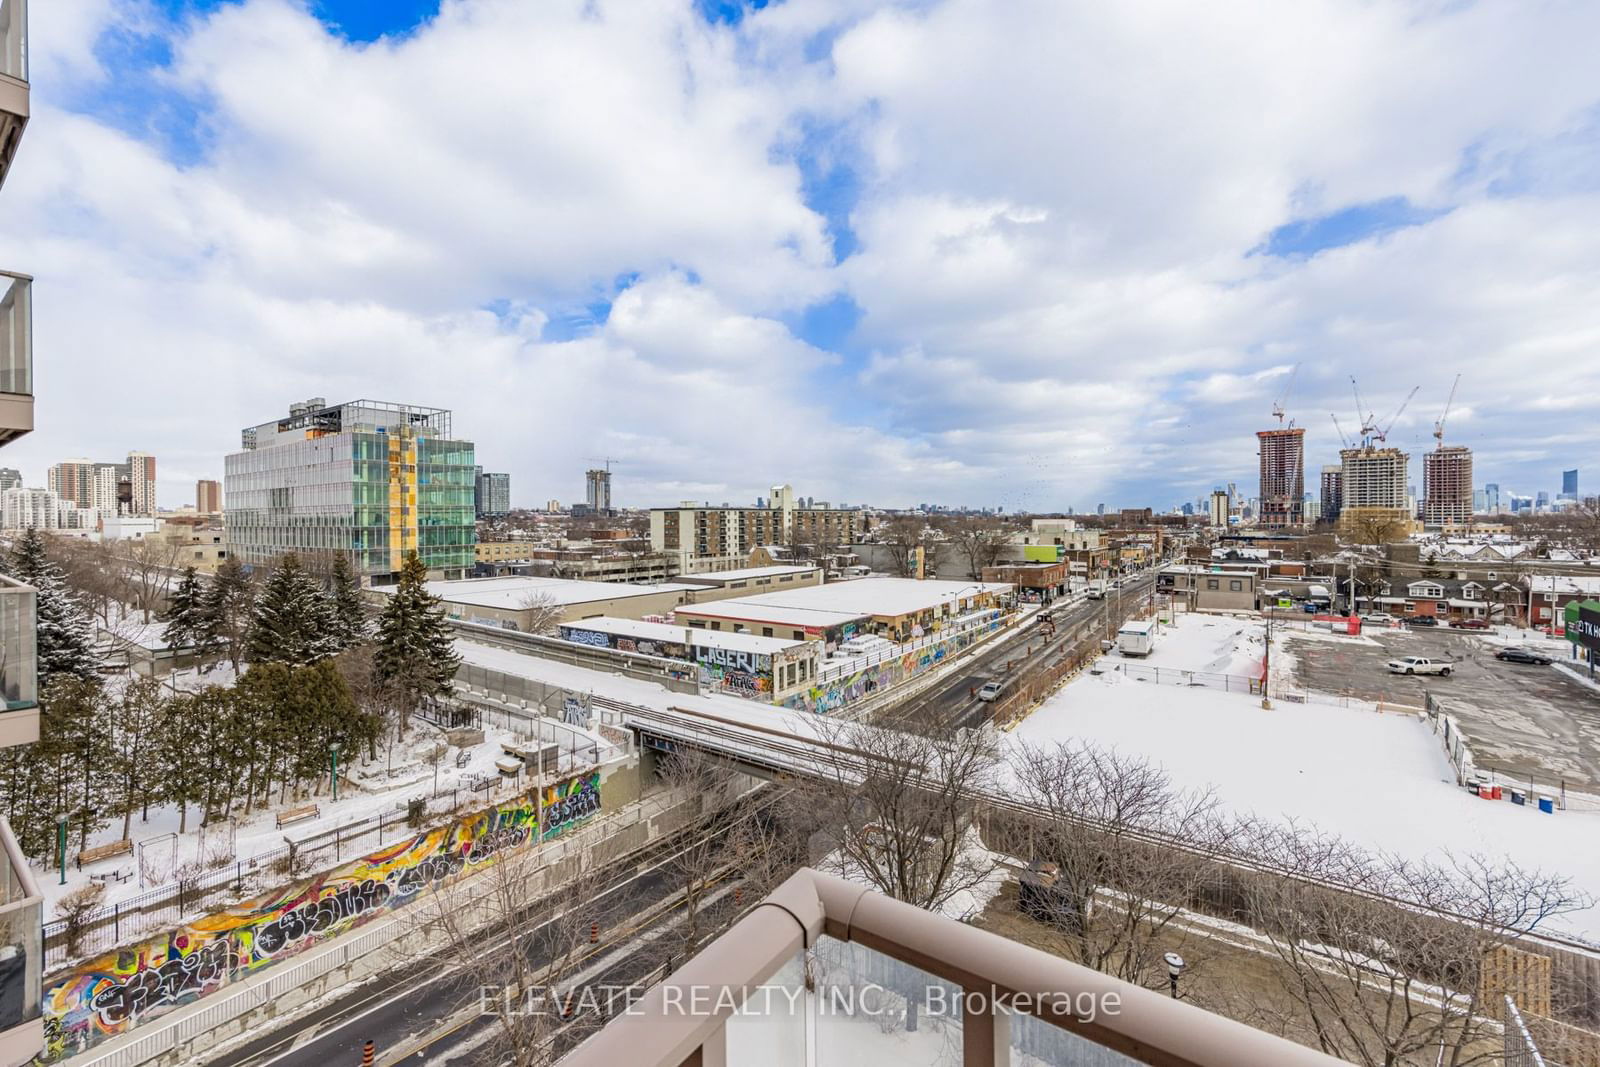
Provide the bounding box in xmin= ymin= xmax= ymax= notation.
xmin=1320 ymin=465 xmax=1343 ymax=523
xmin=650 ymin=505 xmax=859 ymax=574
xmin=584 ymin=469 xmax=612 ymax=513
xmin=195 ymin=479 xmax=222 ymax=515
xmin=474 ymin=469 xmax=510 ymax=518
xmin=1256 ymin=428 xmax=1305 ymax=529
xmin=46 ymin=459 xmax=93 ymax=509
xmin=1423 ymin=446 xmax=1472 ymax=528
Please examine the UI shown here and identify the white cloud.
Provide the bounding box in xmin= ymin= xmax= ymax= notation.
xmin=2 ymin=0 xmax=1599 ymax=511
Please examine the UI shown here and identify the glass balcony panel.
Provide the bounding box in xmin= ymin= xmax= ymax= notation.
xmin=812 ymin=934 xmax=964 ymax=1065
xmin=723 ymin=949 xmax=807 ymax=1067
xmin=0 ymin=0 xmax=24 ymax=84
xmin=0 ymin=575 xmax=34 ymax=710
xmin=0 ymin=816 xmax=42 ymax=1035
xmin=0 ymin=274 xmax=30 ymax=398
xmin=1008 ymin=1010 xmax=1142 ymax=1066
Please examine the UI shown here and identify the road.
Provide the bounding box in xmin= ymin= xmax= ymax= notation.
xmin=890 ymin=571 xmax=1159 ymax=731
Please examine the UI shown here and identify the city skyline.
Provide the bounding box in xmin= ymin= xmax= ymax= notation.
xmin=2 ymin=2 xmax=1599 ymax=512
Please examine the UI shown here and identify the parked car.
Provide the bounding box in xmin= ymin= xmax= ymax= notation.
xmin=1495 ymin=647 xmax=1553 ymax=666
xmin=1362 ymin=612 xmax=1396 ymax=624
xmin=1450 ymin=619 xmax=1490 ymax=630
xmin=1403 ymin=615 xmax=1439 ymax=627
xmin=977 ymin=680 xmax=1005 ymax=702
xmin=1386 ymin=655 xmax=1453 ymax=676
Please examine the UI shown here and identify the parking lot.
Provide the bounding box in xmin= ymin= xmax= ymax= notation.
xmin=1284 ymin=626 xmax=1600 ymax=792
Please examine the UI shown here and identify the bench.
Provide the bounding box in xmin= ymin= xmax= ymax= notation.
xmin=276 ymin=804 xmax=321 ymax=829
xmin=76 ymin=839 xmax=132 ymax=869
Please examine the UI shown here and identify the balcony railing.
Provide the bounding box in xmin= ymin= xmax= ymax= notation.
xmin=0 ymin=273 xmax=31 ymax=446
xmin=0 ymin=812 xmax=42 ymax=1067
xmin=0 ymin=0 xmax=25 ymax=192
xmin=563 ymin=868 xmax=1345 ymax=1067
xmin=0 ymin=575 xmax=35 ymax=749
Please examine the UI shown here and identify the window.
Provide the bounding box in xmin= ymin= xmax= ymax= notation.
xmin=1206 ymin=579 xmax=1220 ymax=590
xmin=793 ymin=631 xmax=804 ymax=641
xmin=1229 ymin=580 xmax=1242 ymax=592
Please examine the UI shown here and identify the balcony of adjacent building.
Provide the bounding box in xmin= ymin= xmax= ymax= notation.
xmin=563 ymin=868 xmax=1344 ymax=1067
xmin=0 ymin=575 xmax=35 ymax=749
xmin=0 ymin=811 xmax=42 ymax=1067
xmin=0 ymin=0 xmax=25 ymax=191
xmin=0 ymin=273 xmax=30 ymax=446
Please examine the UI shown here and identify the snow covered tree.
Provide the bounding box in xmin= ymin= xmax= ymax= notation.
xmin=5 ymin=528 xmax=99 ymax=681
xmin=327 ymin=553 xmax=370 ymax=651
xmin=36 ymin=675 xmax=114 ymax=850
xmin=161 ymin=566 xmax=211 ymax=659
xmin=203 ymin=557 xmax=256 ymax=673
xmin=374 ymin=551 xmax=461 ymax=736
xmin=246 ymin=554 xmax=338 ymax=666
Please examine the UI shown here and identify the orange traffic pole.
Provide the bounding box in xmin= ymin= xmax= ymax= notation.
xmin=590 ymin=921 xmax=599 ymax=944
xmin=361 ymin=1040 xmax=374 ymax=1067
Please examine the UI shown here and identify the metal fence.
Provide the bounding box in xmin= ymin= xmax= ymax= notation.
xmin=1504 ymin=996 xmax=1550 ymax=1067
xmin=1115 ymin=662 xmax=1262 ymax=694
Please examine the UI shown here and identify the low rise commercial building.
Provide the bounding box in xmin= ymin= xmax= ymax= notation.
xmin=669 ymin=564 xmax=822 ymax=601
xmin=981 ymin=561 xmax=1070 ymax=601
xmin=557 ymin=615 xmax=818 ymax=703
xmin=673 ymin=577 xmax=1010 ymax=646
xmin=1157 ymin=564 xmax=1260 ymax=611
xmin=417 ymin=575 xmax=698 ymax=631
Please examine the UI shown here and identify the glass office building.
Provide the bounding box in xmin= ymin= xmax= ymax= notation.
xmin=225 ymin=399 xmax=476 ymax=581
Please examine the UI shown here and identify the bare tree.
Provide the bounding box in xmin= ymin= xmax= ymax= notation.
xmin=1005 ymin=740 xmax=1225 ymax=990
xmin=800 ymin=717 xmax=1000 ymax=913
xmin=121 ymin=536 xmax=183 ymax=623
xmin=518 ymin=591 xmax=565 ymax=636
xmin=947 ymin=516 xmax=1012 ymax=580
xmin=1347 ymin=512 xmax=1406 ymax=547
xmin=879 ymin=515 xmax=930 ymax=578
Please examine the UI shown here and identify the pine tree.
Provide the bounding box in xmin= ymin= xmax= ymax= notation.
xmin=374 ymin=551 xmax=461 ymax=736
xmin=110 ymin=676 xmax=167 ymax=838
xmin=161 ymin=566 xmax=206 ymax=652
xmin=157 ymin=691 xmax=209 ymax=834
xmin=36 ymin=675 xmax=113 ymax=850
xmin=327 ymin=553 xmax=370 ymax=652
xmin=5 ymin=527 xmax=99 ymax=681
xmin=203 ymin=557 xmax=256 ymax=673
xmin=246 ymin=554 xmax=338 ymax=666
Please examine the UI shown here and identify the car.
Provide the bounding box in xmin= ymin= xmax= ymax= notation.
xmin=1403 ymin=615 xmax=1439 ymax=627
xmin=1450 ymin=619 xmax=1490 ymax=630
xmin=1362 ymin=612 xmax=1396 ymax=624
xmin=976 ymin=680 xmax=1005 ymax=702
xmin=1386 ymin=656 xmax=1453 ymax=676
xmin=1495 ymin=647 xmax=1553 ymax=666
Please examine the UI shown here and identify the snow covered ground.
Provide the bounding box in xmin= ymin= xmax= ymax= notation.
xmin=1010 ymin=617 xmax=1600 ymax=942
xmin=1119 ymin=612 xmax=1268 ymax=676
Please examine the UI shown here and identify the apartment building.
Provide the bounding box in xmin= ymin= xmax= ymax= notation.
xmin=1339 ymin=446 xmax=1419 ymax=541
xmin=1255 ymin=427 xmax=1305 ymax=529
xmin=1423 ymin=445 xmax=1473 ymax=528
xmin=196 ymin=478 xmax=222 ymax=514
xmin=650 ymin=485 xmax=858 ymax=573
xmin=48 ymin=452 xmax=157 ymax=517
xmin=0 ymin=5 xmax=45 ymax=1062
xmin=1319 ymin=464 xmax=1342 ymax=523
xmin=473 ymin=467 xmax=509 ymax=519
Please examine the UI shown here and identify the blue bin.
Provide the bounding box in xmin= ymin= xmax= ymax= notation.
xmin=1538 ymin=797 xmax=1555 ymax=814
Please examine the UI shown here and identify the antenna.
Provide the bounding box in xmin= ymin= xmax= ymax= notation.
xmin=1433 ymin=374 xmax=1461 ymax=447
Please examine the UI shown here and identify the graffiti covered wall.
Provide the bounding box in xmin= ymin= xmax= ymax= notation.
xmin=39 ymin=771 xmax=603 ymax=1061
xmin=695 ymin=645 xmax=773 ymax=699
xmin=782 ymin=616 xmax=1003 ymax=714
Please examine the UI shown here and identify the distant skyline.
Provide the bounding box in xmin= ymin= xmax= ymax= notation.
xmin=3 ymin=1 xmax=1600 ymax=512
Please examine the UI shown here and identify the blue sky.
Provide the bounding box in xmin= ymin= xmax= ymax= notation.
xmin=7 ymin=0 xmax=1600 ymax=511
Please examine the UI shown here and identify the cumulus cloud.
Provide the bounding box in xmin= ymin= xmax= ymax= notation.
xmin=2 ymin=0 xmax=1598 ymax=510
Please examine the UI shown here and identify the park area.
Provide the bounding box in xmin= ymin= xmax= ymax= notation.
xmin=1008 ymin=610 xmax=1600 ymax=943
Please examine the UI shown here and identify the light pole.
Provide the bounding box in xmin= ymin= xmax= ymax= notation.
xmin=1164 ymin=952 xmax=1186 ymax=999
xmin=1261 ymin=606 xmax=1274 ymax=710
xmin=329 ymin=742 xmax=342 ymax=803
xmin=55 ymin=812 xmax=68 ymax=886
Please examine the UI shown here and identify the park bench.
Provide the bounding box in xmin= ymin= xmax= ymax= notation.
xmin=76 ymin=839 xmax=132 ymax=869
xmin=276 ymin=804 xmax=321 ymax=829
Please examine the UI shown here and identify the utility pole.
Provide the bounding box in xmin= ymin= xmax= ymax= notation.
xmin=1261 ymin=606 xmax=1274 ymax=710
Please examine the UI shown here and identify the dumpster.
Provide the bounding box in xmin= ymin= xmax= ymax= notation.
xmin=1510 ymin=789 xmax=1526 ymax=806
xmin=1538 ymin=796 xmax=1555 ymax=814
xmin=1490 ymin=784 xmax=1503 ymax=800
xmin=1467 ymin=781 xmax=1481 ymax=796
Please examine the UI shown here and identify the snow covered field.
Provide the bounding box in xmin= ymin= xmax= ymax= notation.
xmin=1011 ymin=612 xmax=1600 ymax=941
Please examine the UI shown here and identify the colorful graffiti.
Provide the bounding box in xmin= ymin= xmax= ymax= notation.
xmin=39 ymin=771 xmax=603 ymax=1061
xmin=784 ymin=619 xmax=1003 ymax=714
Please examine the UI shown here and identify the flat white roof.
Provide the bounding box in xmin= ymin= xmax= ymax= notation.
xmin=561 ymin=616 xmax=809 ymax=655
xmin=677 ymin=564 xmax=820 ymax=583
xmin=1119 ymin=619 xmax=1155 ymax=634
xmin=683 ymin=577 xmax=1012 ymax=624
xmin=423 ymin=575 xmax=696 ymax=610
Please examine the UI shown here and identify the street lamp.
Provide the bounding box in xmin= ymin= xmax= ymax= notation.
xmin=329 ymin=742 xmax=342 ymax=803
xmin=55 ymin=812 xmax=68 ymax=886
xmin=1164 ymin=952 xmax=1186 ymax=999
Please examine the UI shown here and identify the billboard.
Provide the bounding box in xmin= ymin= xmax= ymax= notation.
xmin=1565 ymin=600 xmax=1600 ymax=654
xmin=1024 ymin=544 xmax=1064 ymax=563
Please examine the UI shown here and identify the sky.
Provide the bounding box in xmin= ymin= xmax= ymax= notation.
xmin=3 ymin=0 xmax=1600 ymax=513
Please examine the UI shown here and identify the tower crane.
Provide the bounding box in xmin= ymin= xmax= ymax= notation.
xmin=1432 ymin=374 xmax=1461 ymax=447
xmin=1373 ymin=385 xmax=1420 ymax=444
xmin=1271 ymin=363 xmax=1301 ymax=427
xmin=1350 ymin=376 xmax=1377 ymax=443
xmin=1330 ymin=414 xmax=1352 ymax=450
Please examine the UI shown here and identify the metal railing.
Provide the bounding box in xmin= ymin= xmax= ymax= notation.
xmin=562 ymin=868 xmax=1345 ymax=1066
xmin=1503 ymin=996 xmax=1549 ymax=1067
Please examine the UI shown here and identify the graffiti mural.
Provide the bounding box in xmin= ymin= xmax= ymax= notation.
xmin=696 ymin=646 xmax=773 ymax=698
xmin=783 ymin=619 xmax=1003 ymax=715
xmin=40 ymin=771 xmax=602 ymax=1061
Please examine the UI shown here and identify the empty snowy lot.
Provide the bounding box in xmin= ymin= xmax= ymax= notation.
xmin=1009 ymin=638 xmax=1600 ymax=943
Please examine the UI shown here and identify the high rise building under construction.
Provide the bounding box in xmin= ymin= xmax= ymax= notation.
xmin=1423 ymin=446 xmax=1473 ymax=528
xmin=1256 ymin=428 xmax=1306 ymax=529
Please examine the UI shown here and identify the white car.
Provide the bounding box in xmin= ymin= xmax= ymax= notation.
xmin=977 ymin=681 xmax=1005 ymax=702
xmin=1386 ymin=656 xmax=1453 ymax=676
xmin=1362 ymin=612 xmax=1396 ymax=624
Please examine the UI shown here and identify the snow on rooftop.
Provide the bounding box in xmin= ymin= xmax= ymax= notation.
xmin=562 ymin=616 xmax=809 ymax=655
xmin=685 ymin=577 xmax=1012 ymax=621
xmin=421 ymin=575 xmax=696 ymax=609
xmin=675 ymin=565 xmax=821 ymax=583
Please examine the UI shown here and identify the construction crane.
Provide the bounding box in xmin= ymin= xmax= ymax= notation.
xmin=1432 ymin=373 xmax=1461 ymax=447
xmin=1373 ymin=385 xmax=1420 ymax=444
xmin=1330 ymin=414 xmax=1352 ymax=450
xmin=584 ymin=456 xmax=624 ymax=473
xmin=1271 ymin=363 xmax=1301 ymax=427
xmin=1350 ymin=376 xmax=1376 ymax=442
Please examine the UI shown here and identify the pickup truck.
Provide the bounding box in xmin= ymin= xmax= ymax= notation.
xmin=1386 ymin=656 xmax=1453 ymax=677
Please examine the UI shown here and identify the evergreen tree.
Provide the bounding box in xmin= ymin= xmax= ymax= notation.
xmin=246 ymin=554 xmax=338 ymax=666
xmin=327 ymin=553 xmax=370 ymax=652
xmin=110 ymin=676 xmax=167 ymax=838
xmin=203 ymin=557 xmax=256 ymax=673
xmin=36 ymin=675 xmax=113 ymax=850
xmin=161 ymin=566 xmax=210 ymax=658
xmin=374 ymin=551 xmax=461 ymax=735
xmin=157 ymin=691 xmax=209 ymax=834
xmin=5 ymin=527 xmax=99 ymax=681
